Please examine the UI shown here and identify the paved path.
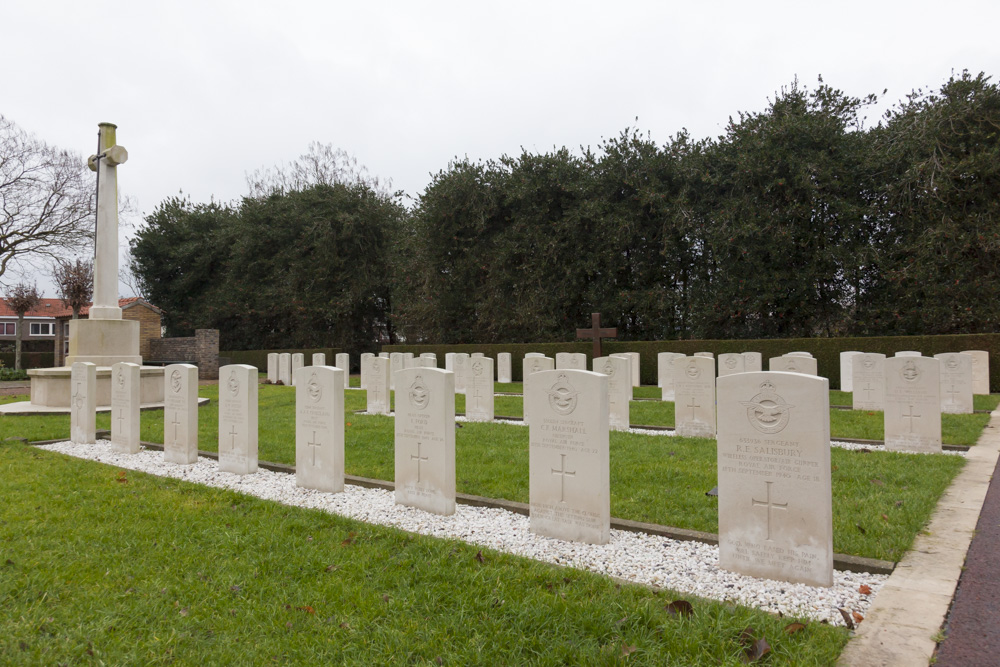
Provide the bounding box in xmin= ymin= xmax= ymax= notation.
xmin=933 ymin=438 xmax=1000 ymax=665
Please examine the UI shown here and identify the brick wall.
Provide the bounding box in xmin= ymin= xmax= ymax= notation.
xmin=149 ymin=329 xmax=219 ymax=380
xmin=123 ymin=304 xmax=162 ymax=359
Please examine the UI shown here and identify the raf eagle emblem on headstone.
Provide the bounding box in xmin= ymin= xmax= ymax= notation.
xmin=170 ymin=369 xmax=182 ymax=394
xmin=901 ymin=360 xmax=920 ymax=382
xmin=408 ymin=376 xmax=429 ymax=410
xmin=307 ymin=373 xmax=322 ymax=402
xmin=548 ymin=373 xmax=579 ymax=415
xmin=228 ymin=369 xmax=240 ymax=397
xmin=741 ymin=381 xmax=794 ymax=434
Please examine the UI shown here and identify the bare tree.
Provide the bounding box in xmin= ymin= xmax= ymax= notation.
xmin=2 ymin=282 xmax=41 ymax=370
xmin=0 ymin=115 xmax=95 ymax=283
xmin=245 ymin=141 xmax=393 ymax=198
xmin=52 ymin=257 xmax=93 ymax=318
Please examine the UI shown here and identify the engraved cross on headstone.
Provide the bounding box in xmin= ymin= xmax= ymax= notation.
xmin=307 ymin=430 xmax=322 ymax=466
xmin=116 ymin=408 xmax=125 ymax=432
xmin=946 ymin=384 xmax=961 ymax=405
xmin=551 ymin=453 xmax=576 ymax=503
xmin=576 ymin=312 xmax=617 ymax=360
xmin=170 ymin=412 xmax=182 ymax=446
xmin=411 ymin=441 xmax=429 ymax=483
xmin=902 ymin=405 xmax=921 ymax=432
xmin=687 ymin=396 xmax=700 ymax=421
xmin=228 ymin=425 xmax=238 ymax=450
xmin=752 ymin=481 xmax=787 ymax=541
xmin=862 ymin=383 xmax=875 ymax=402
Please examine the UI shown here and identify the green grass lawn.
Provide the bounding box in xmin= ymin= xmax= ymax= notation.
xmin=1 ymin=384 xmax=971 ymax=562
xmin=0 ymin=441 xmax=848 ymax=665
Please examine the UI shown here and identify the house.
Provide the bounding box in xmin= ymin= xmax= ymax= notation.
xmin=0 ymin=298 xmax=67 ymax=344
xmin=51 ymin=298 xmax=163 ymax=366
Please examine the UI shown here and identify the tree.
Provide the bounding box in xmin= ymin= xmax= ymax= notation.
xmin=245 ymin=142 xmax=393 ymax=199
xmin=0 ymin=115 xmax=95 ymax=283
xmin=51 ymin=257 xmax=93 ymax=318
xmin=2 ymin=282 xmax=40 ymax=370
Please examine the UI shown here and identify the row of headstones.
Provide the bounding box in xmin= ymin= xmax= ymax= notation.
xmin=266 ymin=352 xmax=351 ymax=386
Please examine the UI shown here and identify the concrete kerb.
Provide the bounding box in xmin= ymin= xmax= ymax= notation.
xmin=836 ymin=407 xmax=1000 ymax=667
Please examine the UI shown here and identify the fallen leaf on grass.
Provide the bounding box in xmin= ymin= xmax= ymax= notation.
xmin=665 ymin=600 xmax=693 ymax=617
xmin=869 ymin=478 xmax=884 ymax=486
xmin=856 ymin=523 xmax=866 ymax=535
xmin=116 ymin=471 xmax=128 ymax=484
xmin=179 ymin=607 xmax=189 ymax=617
xmin=859 ymin=584 xmax=872 ymax=595
xmin=621 ymin=644 xmax=637 ymax=657
xmin=382 ymin=595 xmax=390 ymax=603
xmin=325 ymin=564 xmax=340 ymax=572
xmin=784 ymin=622 xmax=807 ymax=635
xmin=341 ymin=532 xmax=356 ymax=546
xmin=852 ymin=611 xmax=864 ymax=624
xmin=297 ymin=606 xmax=315 ymax=614
xmin=616 ymin=616 xmax=628 ymax=626
xmin=475 ymin=550 xmax=485 ymax=563
xmin=339 ymin=622 xmax=351 ymax=630
xmin=881 ymin=514 xmax=889 ymax=521
xmin=838 ymin=608 xmax=855 ymax=630
xmin=738 ymin=627 xmax=770 ymax=663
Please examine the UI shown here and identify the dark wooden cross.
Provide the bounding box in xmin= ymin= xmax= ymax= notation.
xmin=576 ymin=312 xmax=617 ymax=359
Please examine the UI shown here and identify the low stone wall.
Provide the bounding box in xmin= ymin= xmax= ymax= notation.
xmin=149 ymin=329 xmax=219 ymax=380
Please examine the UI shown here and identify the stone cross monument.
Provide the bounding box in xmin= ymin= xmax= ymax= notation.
xmin=65 ymin=122 xmax=141 ymax=366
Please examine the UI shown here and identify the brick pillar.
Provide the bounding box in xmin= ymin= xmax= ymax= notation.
xmin=195 ymin=329 xmax=219 ymax=380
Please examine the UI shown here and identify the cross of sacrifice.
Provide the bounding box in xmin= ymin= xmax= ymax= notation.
xmin=576 ymin=312 xmax=617 ymax=360
xmin=307 ymin=431 xmax=322 ymax=466
xmin=411 ymin=442 xmax=429 ymax=483
xmin=902 ymin=405 xmax=921 ymax=432
xmin=170 ymin=412 xmax=182 ymax=446
xmin=752 ymin=481 xmax=788 ymax=541
xmin=551 ymin=453 xmax=576 ymax=503
xmin=228 ymin=425 xmax=238 ymax=450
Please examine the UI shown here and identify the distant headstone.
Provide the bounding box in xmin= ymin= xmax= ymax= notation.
xmin=394 ymin=368 xmax=456 ymax=515
xmin=360 ymin=352 xmax=374 ymax=389
xmin=657 ymin=352 xmax=685 ymax=401
xmin=110 ymin=362 xmax=141 ymax=454
xmin=718 ymin=353 xmax=745 ymax=377
xmin=267 ymin=353 xmax=278 ymax=383
xmin=497 ymin=352 xmax=512 ymax=383
xmin=594 ymin=355 xmax=631 ymax=431
xmin=466 ymin=356 xmax=494 ymax=422
xmin=963 ymin=350 xmax=990 ymax=395
xmin=295 ymin=365 xmax=345 ymax=493
xmin=787 ymin=351 xmax=813 ymax=357
xmin=390 ymin=352 xmax=405 ymax=390
xmin=335 ymin=353 xmax=349 ymax=374
xmin=471 ymin=352 xmax=484 ymax=358
xmin=70 ymin=361 xmax=96 ymax=444
xmin=884 ymin=356 xmax=941 ymax=453
xmin=895 ymin=351 xmax=921 ymax=357
xmin=420 ymin=352 xmax=437 ymax=360
xmin=525 ymin=352 xmax=545 ymax=358
xmin=291 ymin=353 xmax=304 ymax=385
xmin=624 ymin=352 xmax=640 ymax=387
xmin=769 ymin=355 xmax=818 ymax=376
xmin=852 ymin=353 xmax=886 ymax=411
xmin=445 ymin=352 xmax=455 ymax=371
xmin=717 ymin=371 xmax=833 ymax=587
xmin=935 ymin=352 xmax=974 ymax=414
xmin=556 ymin=352 xmax=587 ymax=371
xmin=694 ymin=352 xmax=714 ymax=359
xmin=453 ymin=353 xmax=470 ymax=394
xmin=839 ymin=351 xmax=863 ymax=392
xmin=415 ymin=357 xmax=436 ymax=368
xmin=163 ymin=363 xmax=198 ymax=464
xmin=522 ymin=356 xmax=555 ymax=425
xmin=379 ymin=352 xmax=390 ymax=359
xmin=218 ymin=364 xmax=259 ymax=474
xmin=312 ymin=353 xmax=326 ymax=367
xmin=528 ymin=369 xmax=610 ymax=544
xmin=401 ymin=352 xmax=414 ymax=369
xmin=674 ymin=356 xmax=716 ymax=438
xmin=743 ymin=352 xmax=763 ymax=372
xmin=367 ymin=355 xmax=391 ymax=415
xmin=278 ymin=353 xmax=292 ymax=386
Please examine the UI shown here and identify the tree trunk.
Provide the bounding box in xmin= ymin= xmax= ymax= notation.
xmin=14 ymin=314 xmax=24 ymax=370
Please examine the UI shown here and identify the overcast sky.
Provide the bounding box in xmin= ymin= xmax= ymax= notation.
xmin=4 ymin=1 xmax=999 ymax=297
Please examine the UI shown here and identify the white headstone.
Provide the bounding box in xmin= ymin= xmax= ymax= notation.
xmin=674 ymin=356 xmax=716 ymax=438
xmin=267 ymin=353 xmax=278 ymax=383
xmin=694 ymin=352 xmax=714 ymax=358
xmin=522 ymin=356 xmax=555 ymax=425
xmin=163 ymin=363 xmax=198 ymax=464
xmin=445 ymin=352 xmax=455 ymax=371
xmin=389 ymin=352 xmax=405 ymax=390
xmin=401 ymin=352 xmax=414 ymax=369
xmin=852 ymin=353 xmax=886 ymax=411
xmin=360 ymin=352 xmax=374 ymax=389
xmin=312 ymin=352 xmax=326 ymax=367
xmin=70 ymin=361 xmax=96 ymax=444
xmin=367 ymin=355 xmax=391 ymax=415
xmin=884 ymin=357 xmax=941 ymax=453
xmin=624 ymin=352 xmax=640 ymax=387
xmin=839 ymin=351 xmax=863 ymax=392
xmin=379 ymin=352 xmax=390 ymax=359
xmin=471 ymin=352 xmax=484 ymax=358
xmin=935 ymin=353 xmax=974 ymax=414
xmin=556 ymin=352 xmax=587 ymax=371
xmin=291 ymin=353 xmax=304 ymax=385
xmin=769 ymin=355 xmax=818 ymax=376
xmin=525 ymin=352 xmax=545 ymax=358
xmin=528 ymin=369 xmax=610 ymax=544
xmin=420 ymin=352 xmax=437 ymax=360
xmin=295 ymin=365 xmax=345 ymax=493
xmin=717 ymin=371 xmax=833 ymax=587
xmin=895 ymin=351 xmax=921 ymax=357
xmin=497 ymin=352 xmax=512 ymax=383
xmin=962 ymin=350 xmax=990 ymax=395
xmin=718 ymin=353 xmax=746 ymax=377
xmin=418 ymin=357 xmax=437 ymax=368
xmin=657 ymin=352 xmax=685 ymax=401
xmin=110 ymin=362 xmax=140 ymax=454
xmin=594 ymin=355 xmax=631 ymax=431
xmin=218 ymin=364 xmax=259 ymax=474
xmin=335 ymin=353 xmax=349 ymax=374
xmin=278 ymin=353 xmax=292 ymax=386
xmin=394 ymin=368 xmax=456 ymax=515
xmin=452 ymin=353 xmax=470 ymax=394
xmin=466 ymin=356 xmax=494 ymax=422
xmin=743 ymin=352 xmax=763 ymax=372
xmin=787 ymin=351 xmax=813 ymax=357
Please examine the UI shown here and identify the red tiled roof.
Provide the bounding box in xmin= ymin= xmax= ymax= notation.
xmin=0 ymin=297 xmax=160 ymax=318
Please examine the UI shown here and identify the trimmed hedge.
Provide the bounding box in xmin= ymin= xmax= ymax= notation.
xmin=220 ymin=348 xmax=341 ymax=373
xmin=0 ymin=352 xmax=55 ymax=370
xmin=384 ymin=334 xmax=1000 ymax=391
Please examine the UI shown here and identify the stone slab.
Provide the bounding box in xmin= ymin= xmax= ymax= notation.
xmin=218 ymin=364 xmax=258 ymax=474
xmin=70 ymin=362 xmax=96 ymax=444
xmin=163 ymin=363 xmax=198 ymax=464
xmin=295 ymin=365 xmax=345 ymax=493
xmin=935 ymin=352 xmax=973 ymax=414
xmin=497 ymin=352 xmax=512 ymax=383
xmin=465 ymin=356 xmax=494 ymax=422
xmin=594 ymin=355 xmax=631 ymax=431
xmin=674 ymin=356 xmax=716 ymax=438
xmin=110 ymin=362 xmax=141 ymax=454
xmin=367 ymin=355 xmax=391 ymax=415
xmin=394 ymin=368 xmax=456 ymax=515
xmin=852 ymin=353 xmax=886 ymax=411
xmin=884 ymin=356 xmax=941 ymax=453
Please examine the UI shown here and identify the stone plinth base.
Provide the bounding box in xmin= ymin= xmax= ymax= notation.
xmin=66 ymin=318 xmax=140 ymax=367
xmin=28 ymin=366 xmax=165 ymax=408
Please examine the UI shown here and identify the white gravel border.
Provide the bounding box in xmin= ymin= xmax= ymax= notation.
xmin=37 ymin=439 xmax=885 ymax=626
